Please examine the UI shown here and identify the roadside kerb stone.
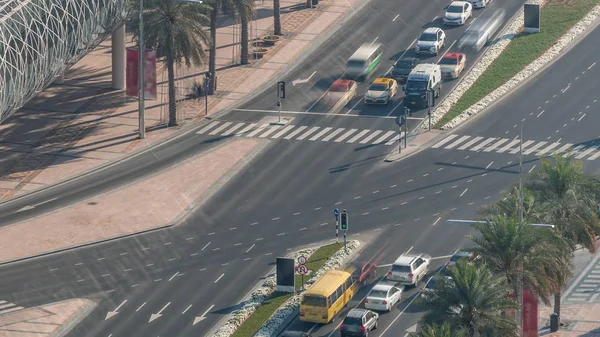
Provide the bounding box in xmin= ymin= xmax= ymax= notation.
xmin=0 ymin=138 xmax=266 ymax=264
xmin=435 ymin=1 xmax=600 ymax=130
xmin=0 ymin=298 xmax=95 ymax=337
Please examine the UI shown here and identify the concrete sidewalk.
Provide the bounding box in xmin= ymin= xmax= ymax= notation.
xmin=0 ymin=0 xmax=359 ymax=201
xmin=0 ymin=299 xmax=95 ymax=337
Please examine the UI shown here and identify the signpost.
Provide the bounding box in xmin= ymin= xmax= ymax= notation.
xmin=334 ymin=208 xmax=340 ymax=242
xmin=297 ymin=255 xmax=309 ymax=288
xmin=427 ymin=90 xmax=434 ymax=131
xmin=298 ymin=255 xmax=307 ymax=265
xmin=403 ymin=107 xmax=410 ymax=148
xmin=395 ymin=115 xmax=402 ymax=154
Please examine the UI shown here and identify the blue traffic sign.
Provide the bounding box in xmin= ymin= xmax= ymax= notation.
xmin=334 ymin=208 xmax=339 ymax=217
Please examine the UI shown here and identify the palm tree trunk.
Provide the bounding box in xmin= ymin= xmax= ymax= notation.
xmin=273 ymin=0 xmax=281 ymax=36
xmin=240 ymin=14 xmax=249 ymax=65
xmin=553 ymin=292 xmax=561 ymax=318
xmin=208 ymin=7 xmax=218 ymax=94
xmin=166 ymin=23 xmax=177 ymax=127
xmin=306 ymin=0 xmax=312 ymax=9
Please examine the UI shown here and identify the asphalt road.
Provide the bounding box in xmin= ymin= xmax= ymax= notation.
xmin=2 ymin=0 xmax=581 ymax=336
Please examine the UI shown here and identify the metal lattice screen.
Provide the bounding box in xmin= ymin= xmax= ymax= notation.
xmin=0 ymin=0 xmax=127 ymax=123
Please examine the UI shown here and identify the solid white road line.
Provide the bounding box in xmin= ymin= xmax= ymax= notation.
xmin=214 ymin=273 xmax=225 ymax=283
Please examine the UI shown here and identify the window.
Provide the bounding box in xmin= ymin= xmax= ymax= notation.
xmin=336 ymin=285 xmax=344 ymax=299
xmin=368 ymin=84 xmax=388 ymax=91
xmin=391 ymin=264 xmax=412 ymax=273
xmin=345 ymin=276 xmax=353 ymax=290
xmin=447 ymin=5 xmax=463 ymax=13
xmin=419 ymin=33 xmax=437 ymax=41
xmin=348 ymin=60 xmax=365 ymax=68
xmin=439 ymin=57 xmax=458 ymax=65
xmin=302 ymin=295 xmax=327 ymax=307
xmin=342 ymin=316 xmax=362 ymax=326
xmin=405 ymin=80 xmax=428 ymax=91
xmin=370 ymin=290 xmax=388 ymax=298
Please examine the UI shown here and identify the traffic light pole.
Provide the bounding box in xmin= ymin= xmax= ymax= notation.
xmin=335 ymin=216 xmax=339 ymax=242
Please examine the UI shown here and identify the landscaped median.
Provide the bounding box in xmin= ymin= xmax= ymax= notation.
xmin=211 ymin=241 xmax=360 ymax=337
xmin=430 ymin=0 xmax=600 ymax=129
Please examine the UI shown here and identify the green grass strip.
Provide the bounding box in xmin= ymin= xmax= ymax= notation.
xmin=231 ymin=242 xmax=344 ymax=337
xmin=434 ymin=0 xmax=599 ymax=128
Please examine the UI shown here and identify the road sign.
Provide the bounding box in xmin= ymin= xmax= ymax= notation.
xmin=298 ymin=255 xmax=307 ymax=265
xmin=334 ymin=208 xmax=339 ymax=217
xmin=297 ymin=264 xmax=309 ymax=275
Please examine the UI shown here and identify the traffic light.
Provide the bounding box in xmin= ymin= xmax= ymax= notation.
xmin=277 ymin=81 xmax=286 ymax=99
xmin=340 ymin=211 xmax=348 ymax=230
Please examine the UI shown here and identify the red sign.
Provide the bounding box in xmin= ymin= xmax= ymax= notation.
xmin=522 ymin=289 xmax=538 ymax=337
xmin=297 ymin=264 xmax=309 ymax=275
xmin=126 ymin=48 xmax=157 ymax=99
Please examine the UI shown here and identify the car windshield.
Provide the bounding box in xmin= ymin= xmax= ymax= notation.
xmin=329 ymin=82 xmax=349 ymax=92
xmin=419 ymin=33 xmax=437 ymax=41
xmin=369 ymin=84 xmax=387 ymax=91
xmin=369 ymin=290 xmax=388 ymax=298
xmin=391 ymin=264 xmax=411 ymax=273
xmin=343 ymin=316 xmax=363 ymax=326
xmin=301 ymin=295 xmax=326 ymax=307
xmin=394 ymin=60 xmax=413 ymax=69
xmin=440 ymin=57 xmax=458 ymax=65
xmin=447 ymin=5 xmax=463 ymax=13
xmin=348 ymin=60 xmax=366 ymax=67
xmin=405 ymin=80 xmax=428 ymax=91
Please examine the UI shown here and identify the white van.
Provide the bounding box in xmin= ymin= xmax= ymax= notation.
xmin=346 ymin=43 xmax=383 ymax=81
xmin=403 ymin=63 xmax=442 ymax=109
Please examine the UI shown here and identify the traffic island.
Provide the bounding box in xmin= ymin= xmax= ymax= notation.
xmin=430 ymin=0 xmax=600 ymax=129
xmin=210 ymin=241 xmax=361 ymax=337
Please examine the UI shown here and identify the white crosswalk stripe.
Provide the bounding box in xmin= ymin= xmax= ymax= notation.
xmin=245 ymin=124 xmax=269 ymax=138
xmin=236 ymin=123 xmax=257 ymax=136
xmin=209 ymin=122 xmax=232 ymax=135
xmin=309 ymin=127 xmax=333 ymax=141
xmin=360 ymin=130 xmax=383 ymax=144
xmin=431 ymin=134 xmax=458 ymax=148
xmin=428 ymin=133 xmax=600 ymax=161
xmin=321 ymin=128 xmax=345 ymax=141
xmin=470 ymin=137 xmax=496 ymax=152
xmin=445 ymin=135 xmax=471 ymax=149
xmin=374 ymin=131 xmax=397 ymax=144
xmin=347 ymin=130 xmax=371 ymax=144
xmin=221 ymin=122 xmax=245 ymax=136
xmin=458 ymin=136 xmax=483 ymax=150
xmin=196 ymin=121 xmax=220 ymax=134
xmin=284 ymin=126 xmax=308 ymax=140
xmin=334 ymin=129 xmax=358 ymax=143
xmin=259 ymin=125 xmax=282 ymax=138
xmin=272 ymin=125 xmax=295 ymax=139
xmin=296 ymin=126 xmax=320 ymax=140
xmin=385 ymin=132 xmax=406 ymax=146
xmin=0 ymin=300 xmax=24 ymax=315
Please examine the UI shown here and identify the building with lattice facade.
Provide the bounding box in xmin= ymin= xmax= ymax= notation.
xmin=0 ymin=0 xmax=127 ymax=123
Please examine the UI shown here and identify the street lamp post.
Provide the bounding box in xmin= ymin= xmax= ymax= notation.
xmin=204 ymin=72 xmax=211 ymax=115
xmin=138 ymin=0 xmax=145 ymax=139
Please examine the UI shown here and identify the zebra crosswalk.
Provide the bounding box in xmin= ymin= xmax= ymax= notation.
xmin=0 ymin=300 xmax=24 ymax=316
xmin=431 ymin=134 xmax=600 ymax=160
xmin=196 ymin=121 xmax=403 ymax=146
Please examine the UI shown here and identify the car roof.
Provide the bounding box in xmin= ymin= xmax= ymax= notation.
xmin=423 ymin=27 xmax=441 ymax=35
xmin=372 ymin=78 xmax=392 ymax=85
xmin=450 ymin=1 xmax=468 ymax=5
xmin=372 ymin=283 xmax=397 ymax=292
xmin=347 ymin=308 xmax=368 ymax=317
xmin=443 ymin=52 xmax=464 ymax=60
xmin=393 ymin=254 xmax=419 ymax=265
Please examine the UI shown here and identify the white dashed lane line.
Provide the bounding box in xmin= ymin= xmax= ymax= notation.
xmin=460 ymin=188 xmax=468 ymax=197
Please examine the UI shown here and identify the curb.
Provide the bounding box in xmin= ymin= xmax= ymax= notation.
xmin=50 ymin=299 xmax=98 ymax=337
xmin=383 ymin=130 xmax=447 ymax=163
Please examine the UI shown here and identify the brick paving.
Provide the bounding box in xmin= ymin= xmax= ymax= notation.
xmin=0 ymin=299 xmax=95 ymax=337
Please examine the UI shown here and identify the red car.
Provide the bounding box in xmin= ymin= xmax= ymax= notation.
xmin=439 ymin=52 xmax=466 ymax=79
xmin=324 ymin=79 xmax=357 ymax=112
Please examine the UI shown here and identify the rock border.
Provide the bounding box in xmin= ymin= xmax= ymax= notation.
xmin=253 ymin=240 xmax=361 ymax=337
xmin=210 ymin=247 xmax=315 ymax=337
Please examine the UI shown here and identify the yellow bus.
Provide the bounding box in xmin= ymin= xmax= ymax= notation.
xmin=300 ymin=269 xmax=359 ymax=323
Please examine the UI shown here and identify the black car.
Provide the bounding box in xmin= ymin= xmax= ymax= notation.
xmin=389 ymin=58 xmax=420 ymax=81
xmin=340 ymin=308 xmax=379 ymax=337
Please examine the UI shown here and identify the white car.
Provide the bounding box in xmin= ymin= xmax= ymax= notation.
xmin=364 ymin=283 xmax=403 ymax=312
xmin=386 ymin=254 xmax=430 ymax=286
xmin=443 ymin=1 xmax=472 ymax=26
xmin=415 ymin=27 xmax=446 ymax=56
xmin=466 ymin=0 xmax=492 ymax=9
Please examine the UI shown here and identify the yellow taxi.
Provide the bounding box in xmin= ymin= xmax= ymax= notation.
xmin=364 ymin=78 xmax=398 ymax=105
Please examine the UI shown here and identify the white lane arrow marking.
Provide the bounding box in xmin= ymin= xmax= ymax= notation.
xmin=193 ymin=304 xmax=215 ymax=326
xmin=105 ymin=300 xmax=127 ymax=320
xmin=16 ymin=198 xmax=57 ymax=213
xmin=149 ymin=302 xmax=171 ymax=323
xmin=404 ymin=323 xmax=418 ymax=337
xmin=292 ymin=70 xmax=317 ymax=86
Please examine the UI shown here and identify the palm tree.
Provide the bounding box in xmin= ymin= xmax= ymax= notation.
xmin=418 ymin=261 xmax=518 ymax=337
xmin=467 ymin=215 xmax=570 ymax=305
xmin=130 ymin=0 xmax=212 ymax=126
xmin=274 ymin=0 xmax=282 ymax=36
xmin=408 ymin=322 xmax=467 ymax=337
xmin=525 ymin=154 xmax=600 ymax=317
xmin=238 ymin=0 xmax=255 ymax=65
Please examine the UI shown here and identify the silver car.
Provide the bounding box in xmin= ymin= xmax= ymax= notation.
xmin=364 ymin=283 xmax=402 ymax=312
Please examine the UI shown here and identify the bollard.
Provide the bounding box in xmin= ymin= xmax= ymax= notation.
xmin=550 ymin=312 xmax=559 ymax=332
